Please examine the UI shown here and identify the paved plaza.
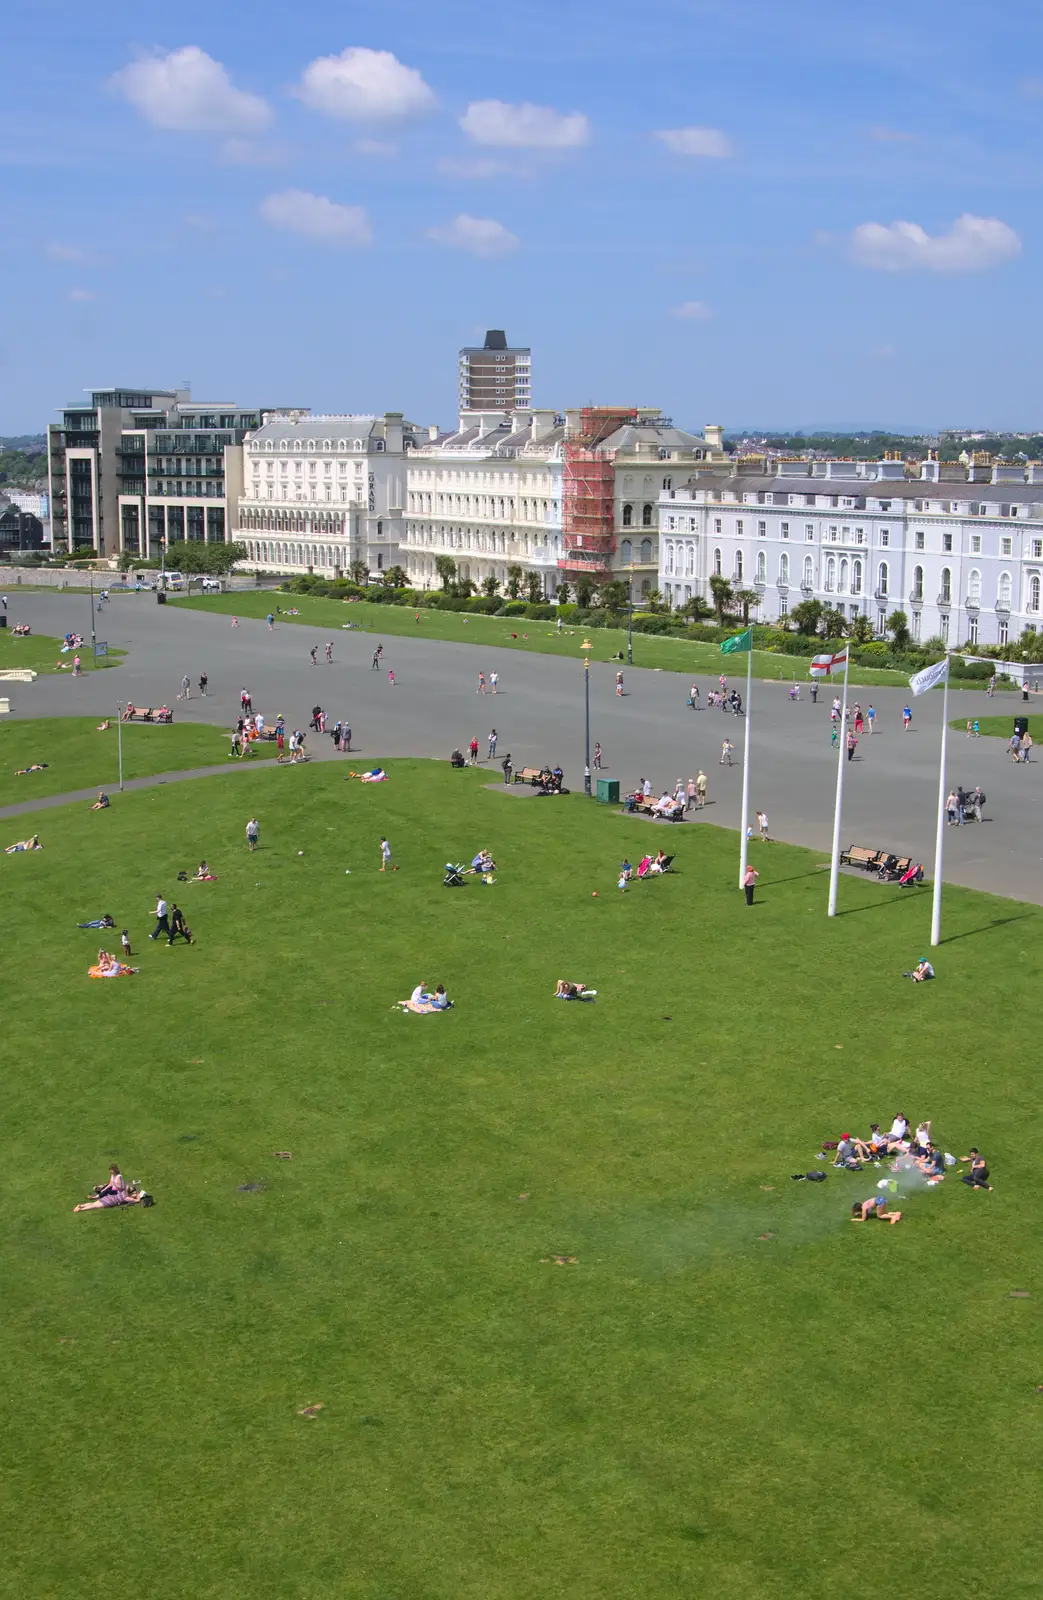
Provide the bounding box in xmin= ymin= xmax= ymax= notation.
xmin=3 ymin=589 xmax=1040 ymax=903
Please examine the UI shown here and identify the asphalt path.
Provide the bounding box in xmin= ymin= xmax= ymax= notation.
xmin=3 ymin=589 xmax=1041 ymax=903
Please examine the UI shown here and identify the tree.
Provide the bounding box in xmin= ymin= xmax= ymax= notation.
xmin=679 ymin=593 xmax=714 ymax=621
xmin=556 ymin=580 xmax=570 ymax=604
xmin=888 ymin=609 xmax=910 ymax=651
xmin=117 ymin=551 xmax=135 ymax=573
xmin=709 ymin=575 xmax=734 ymax=626
xmin=848 ymin=614 xmax=874 ymax=645
xmin=821 ymin=607 xmax=848 ymax=639
xmin=481 ymin=574 xmax=500 ymax=598
xmin=435 ymin=554 xmax=457 ymax=591
xmin=163 ymin=539 xmax=247 ymax=576
xmin=574 ymin=574 xmax=595 ymax=608
xmin=349 ymin=560 xmax=369 ymax=586
xmin=505 ymin=564 xmax=523 ymax=599
xmin=381 ymin=564 xmax=407 ymax=589
xmin=733 ymin=587 xmax=761 ymax=626
xmin=454 ymin=576 xmax=476 ymax=599
xmin=645 ymin=588 xmax=667 ymax=613
xmin=789 ymin=598 xmax=824 ymax=637
xmin=599 ymin=579 xmax=630 ymax=612
xmin=525 ymin=570 xmax=544 ymax=604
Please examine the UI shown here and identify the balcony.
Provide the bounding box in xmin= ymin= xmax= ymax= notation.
xmin=908 ymin=591 xmax=924 ymax=606
xmin=800 ymin=582 xmax=814 ymax=596
xmin=965 ymin=596 xmax=980 ymax=613
xmin=936 ymin=592 xmax=952 ymax=608
xmin=873 ymin=586 xmax=889 ymax=601
xmin=995 ymin=601 xmax=1011 ymax=616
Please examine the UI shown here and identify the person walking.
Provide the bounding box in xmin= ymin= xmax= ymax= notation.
xmin=490 ymin=671 xmax=498 ymax=695
xmin=1022 ymin=731 xmax=1033 ymax=762
xmin=477 ymin=671 xmax=486 ymax=694
xmin=325 ymin=641 xmax=333 ymax=663
xmin=758 ymin=809 xmax=770 ymax=841
xmin=267 ymin=612 xmax=274 ymax=631
xmin=469 ymin=736 xmax=479 ymax=765
xmin=388 ymin=669 xmax=396 ymax=687
xmin=73 ymin=654 xmax=82 ymax=677
xmin=149 ymin=892 xmax=170 ymax=941
xmin=972 ymin=785 xmax=985 ymax=822
xmin=231 ymin=616 xmax=239 ymax=627
xmin=686 ymin=776 xmax=697 ymax=810
xmin=810 ymin=681 xmax=818 ymax=703
xmin=695 ymin=770 xmax=708 ymax=807
xmin=372 ymin=646 xmax=382 ymax=670
xmin=721 ymin=738 xmax=733 ymax=766
xmin=866 ymin=703 xmax=875 ymax=734
xmin=199 ymin=672 xmax=208 ymax=697
xmin=341 ymin=722 xmax=352 ymax=753
xmin=181 ymin=673 xmax=191 ymax=701
xmin=501 ymin=753 xmax=513 ymax=786
xmin=689 ymin=684 xmax=700 ymax=709
xmin=380 ymin=836 xmax=397 ymax=873
xmin=853 ymin=703 xmax=863 ymax=735
xmin=743 ymin=863 xmax=759 ymax=906
xmin=487 ymin=728 xmax=497 ymax=759
xmin=167 ymin=903 xmax=192 ymax=946
xmin=615 ymin=671 xmax=624 ymax=697
xmin=310 ymin=646 xmax=318 ymax=665
xmin=593 ymin=742 xmax=602 ymax=770
xmin=831 ymin=697 xmax=840 ymax=725
xmin=846 ymin=731 xmax=858 ymax=762
xmin=275 ymin=725 xmax=285 ymax=760
xmin=903 ymin=704 xmax=912 ymax=731
xmin=972 ymin=718 xmax=980 ymax=738
xmin=246 ymin=817 xmax=259 ymax=852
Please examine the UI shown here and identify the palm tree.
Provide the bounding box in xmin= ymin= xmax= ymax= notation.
xmin=574 ymin=574 xmax=595 ymax=608
xmin=789 ymin=598 xmax=823 ymax=637
xmin=733 ymin=587 xmax=761 ymax=626
xmin=525 ymin=571 xmax=544 ymax=604
xmin=821 ymin=607 xmax=848 ymax=639
xmin=709 ymin=575 xmax=734 ymax=626
xmin=481 ymin=574 xmax=500 ymax=598
xmin=348 ymin=560 xmax=369 ymax=586
xmin=380 ymin=564 xmax=407 ymax=589
xmin=599 ymin=579 xmax=630 ymax=612
xmin=505 ymin=564 xmax=524 ymax=599
xmin=888 ymin=608 xmax=910 ymax=651
xmin=556 ymin=580 xmax=571 ymax=604
xmin=435 ymin=554 xmax=457 ymax=592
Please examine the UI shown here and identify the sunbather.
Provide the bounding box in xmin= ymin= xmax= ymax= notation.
xmin=14 ymin=763 xmax=48 ymax=775
xmin=648 ymin=849 xmax=671 ymax=874
xmin=5 ymin=834 xmax=41 ymax=853
xmin=77 ymin=915 xmax=116 ymax=930
xmin=74 ymin=1173 xmax=148 ymax=1212
xmin=396 ymin=982 xmax=452 ymax=1014
xmin=88 ymin=948 xmax=138 ymax=978
xmin=193 ymin=860 xmax=216 ymax=880
xmin=851 ymin=1197 xmax=902 ymax=1224
xmin=555 ymin=980 xmax=597 ymax=1000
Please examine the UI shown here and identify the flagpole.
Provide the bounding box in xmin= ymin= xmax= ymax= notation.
xmin=738 ymin=645 xmax=752 ymax=889
xmin=930 ymin=666 xmax=950 ymax=947
xmin=827 ymin=649 xmax=850 ymax=916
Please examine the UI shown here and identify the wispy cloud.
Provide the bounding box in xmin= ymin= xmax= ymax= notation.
xmin=847 ymin=214 xmax=1021 ymax=272
xmin=353 ymin=138 xmax=398 ymax=158
xmin=671 ymin=300 xmax=712 ymax=320
xmin=654 ymin=126 xmax=733 ymax=158
xmin=259 ymin=190 xmax=372 ymax=245
xmin=110 ymin=46 xmax=272 ymax=134
xmin=460 ymin=100 xmax=589 ymax=149
xmin=46 ymin=242 xmax=95 ymax=264
xmin=869 ymin=125 xmax=918 ymax=143
xmin=68 ymin=288 xmax=96 ymax=302
xmin=295 ymin=48 xmax=435 ymax=122
xmin=426 ymin=213 xmax=519 ymax=259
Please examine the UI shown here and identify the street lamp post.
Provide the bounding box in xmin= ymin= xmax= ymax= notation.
xmin=89 ymin=575 xmax=96 ymax=649
xmin=583 ymin=652 xmax=592 ymax=796
xmin=627 ymin=564 xmax=634 ymax=666
xmin=116 ymin=704 xmax=124 ymax=791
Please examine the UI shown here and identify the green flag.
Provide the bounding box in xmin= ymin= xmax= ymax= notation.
xmin=721 ymin=628 xmax=753 ymax=654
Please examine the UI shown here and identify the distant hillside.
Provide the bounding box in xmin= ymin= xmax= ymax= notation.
xmin=0 ymin=436 xmax=48 ymax=488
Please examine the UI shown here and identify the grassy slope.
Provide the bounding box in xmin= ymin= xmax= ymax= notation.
xmin=1 ymin=762 xmax=1040 ymax=1599
xmin=173 ymin=590 xmax=934 ymax=689
xmin=0 ymin=717 xmax=274 ymax=806
xmin=0 ymin=629 xmax=124 ymax=675
xmin=949 ymin=713 xmax=1036 ymax=738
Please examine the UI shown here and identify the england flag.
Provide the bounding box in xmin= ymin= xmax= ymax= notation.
xmin=810 ymin=649 xmax=849 ymax=678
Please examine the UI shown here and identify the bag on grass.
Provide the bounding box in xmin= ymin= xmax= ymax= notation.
xmin=805 ymin=1171 xmax=827 ymax=1182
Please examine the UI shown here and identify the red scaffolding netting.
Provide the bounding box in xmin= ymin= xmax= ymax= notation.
xmin=559 ymin=407 xmax=636 ymax=576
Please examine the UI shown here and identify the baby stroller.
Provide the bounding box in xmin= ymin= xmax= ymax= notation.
xmin=443 ymin=862 xmax=466 ymax=887
xmin=898 ymin=862 xmax=924 ymax=887
xmin=450 ymin=749 xmax=466 ymax=768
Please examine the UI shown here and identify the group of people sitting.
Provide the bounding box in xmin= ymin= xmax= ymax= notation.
xmin=832 ymin=1116 xmax=991 ymax=1188
xmin=396 ymin=983 xmax=453 ymax=1014
xmin=535 ymin=766 xmax=565 ymax=794
xmin=61 ymin=632 xmax=84 ymax=650
xmin=470 ymin=849 xmax=496 ymax=882
xmin=73 ymin=1165 xmax=152 ymax=1212
xmin=11 ymin=622 xmax=31 ymax=636
xmin=554 ymin=980 xmax=597 ymax=1000
xmin=89 ymin=948 xmax=138 ymax=979
xmin=121 ymin=704 xmax=172 ymax=723
xmin=618 ymin=852 xmax=673 ymax=889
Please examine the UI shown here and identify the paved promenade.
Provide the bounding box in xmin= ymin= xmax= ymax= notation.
xmin=3 ymin=589 xmax=1040 ymax=902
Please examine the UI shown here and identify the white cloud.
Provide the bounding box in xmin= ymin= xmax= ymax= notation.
xmin=426 ymin=213 xmax=519 ymax=259
xmin=847 ymin=213 xmax=1021 ymax=272
xmin=654 ymin=126 xmax=733 ymax=158
xmin=46 ymin=242 xmax=94 ymax=264
xmin=110 ymin=46 xmax=272 ymax=134
xmin=671 ymin=300 xmax=712 ymax=320
xmin=460 ymin=100 xmax=589 ymax=149
xmin=68 ymin=288 xmax=96 ymax=302
xmin=295 ymin=47 xmax=435 ymax=122
xmin=436 ymin=155 xmax=514 ymax=179
xmin=259 ymin=190 xmax=372 ymax=246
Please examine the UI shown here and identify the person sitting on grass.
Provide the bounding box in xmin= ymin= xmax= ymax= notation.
xmin=88 ymin=948 xmax=138 ymax=978
xmin=851 ymin=1197 xmax=902 ymax=1224
xmin=91 ymin=791 xmax=110 ymax=810
xmin=648 ymin=849 xmax=671 ymax=875
xmin=193 ymin=861 xmax=216 ymax=881
xmin=555 ymin=980 xmax=597 ymax=1000
xmin=96 ymin=720 xmax=110 ymax=731
xmin=5 ymin=834 xmax=42 ymax=853
xmin=74 ymin=1175 xmax=149 ymax=1212
xmin=905 ymin=957 xmax=935 ymax=982
xmin=14 ymin=763 xmax=48 ymax=775
xmin=619 ymin=858 xmax=633 ymax=883
xmin=918 ymin=1143 xmax=945 ymax=1178
xmin=959 ymin=1148 xmax=993 ymax=1190
xmin=396 ymin=982 xmax=453 ymax=1014
xmin=429 ymin=984 xmax=452 ymax=1010
xmin=834 ymin=1133 xmax=865 ymax=1170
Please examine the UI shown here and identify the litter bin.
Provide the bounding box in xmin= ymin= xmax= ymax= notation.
xmin=156 ymin=591 xmax=166 ymax=605
xmin=1014 ymin=715 xmax=1029 ymax=737
xmin=0 ymin=614 xmax=6 ymax=628
xmin=596 ymin=777 xmax=620 ymax=806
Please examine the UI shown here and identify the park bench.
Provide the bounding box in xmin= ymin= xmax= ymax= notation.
xmin=122 ymin=709 xmax=174 ymax=724
xmin=840 ymin=846 xmax=881 ymax=870
xmin=513 ymin=767 xmax=543 ymax=786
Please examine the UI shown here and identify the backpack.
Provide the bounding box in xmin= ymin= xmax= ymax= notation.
xmin=805 ymin=1170 xmax=827 ymax=1182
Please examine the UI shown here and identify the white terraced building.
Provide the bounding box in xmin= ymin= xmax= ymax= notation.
xmin=237 ymin=412 xmax=422 ymax=576
xmin=401 ymin=409 xmax=567 ymax=593
xmin=658 ymin=456 xmax=1043 ymax=648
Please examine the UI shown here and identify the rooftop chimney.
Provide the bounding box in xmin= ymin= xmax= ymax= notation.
xmin=483 ymin=330 xmax=508 ymax=350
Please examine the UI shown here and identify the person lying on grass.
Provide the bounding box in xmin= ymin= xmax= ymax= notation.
xmin=77 ymin=915 xmax=116 ymax=930
xmin=555 ymin=980 xmax=597 ymax=1000
xmin=74 ymin=1172 xmax=149 ymax=1212
xmin=851 ymin=1197 xmax=902 ymax=1224
xmin=14 ymin=763 xmax=48 ymax=775
xmin=5 ymin=834 xmax=41 ymax=853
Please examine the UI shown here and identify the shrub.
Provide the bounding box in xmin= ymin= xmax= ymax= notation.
xmin=852 ymin=641 xmax=889 ymax=661
xmin=556 ymin=603 xmax=579 ymax=621
xmin=523 ymin=603 xmax=557 ymax=620
xmin=502 ymin=600 xmax=528 ymax=616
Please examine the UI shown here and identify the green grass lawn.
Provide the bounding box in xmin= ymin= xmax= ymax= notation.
xmin=949 ymin=713 xmax=1034 ymax=737
xmin=0 ymin=717 xmax=275 ymax=806
xmin=173 ymin=590 xmax=936 ymax=689
xmin=0 ymin=628 xmax=125 ymax=675
xmin=2 ymin=759 xmax=1040 ymax=1599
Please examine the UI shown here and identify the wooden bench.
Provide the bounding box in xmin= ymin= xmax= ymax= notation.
xmin=121 ymin=710 xmax=174 ymax=724
xmin=840 ymin=846 xmax=881 ymax=870
xmin=513 ymin=767 xmax=543 ymax=786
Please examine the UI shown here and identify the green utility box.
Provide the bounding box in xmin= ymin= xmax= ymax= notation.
xmin=596 ymin=778 xmax=620 ymax=805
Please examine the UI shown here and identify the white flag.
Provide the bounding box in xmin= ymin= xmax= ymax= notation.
xmin=909 ymin=657 xmax=950 ymax=697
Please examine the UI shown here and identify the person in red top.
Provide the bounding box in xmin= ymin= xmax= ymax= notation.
xmin=469 ymin=736 xmax=479 ymax=765
xmin=743 ymin=863 xmax=759 ymax=906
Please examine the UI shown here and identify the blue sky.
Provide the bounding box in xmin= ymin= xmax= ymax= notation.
xmin=5 ymin=0 xmax=1043 ymax=435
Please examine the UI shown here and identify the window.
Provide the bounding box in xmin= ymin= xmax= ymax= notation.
xmin=805 ymin=524 xmax=815 ymax=541
xmin=880 ymin=529 xmax=889 ymax=547
xmin=756 ymin=550 xmax=766 ymax=583
xmin=662 ymin=476 xmax=672 ymax=490
xmin=852 ymin=559 xmax=862 ymax=594
xmin=828 ymin=525 xmax=838 ymax=543
xmin=779 ymin=595 xmax=788 ymax=617
xmin=736 ymin=519 xmax=744 ymax=537
xmin=685 ymin=544 xmax=695 ymax=577
xmin=878 ymin=610 xmax=887 ymax=634
xmin=971 ymin=534 xmax=981 ymax=554
xmin=758 ymin=520 xmax=767 ymax=538
xmin=1000 ymin=620 xmax=1009 ymax=645
xmin=968 ymin=569 xmax=981 ymax=604
xmin=640 ymin=538 xmax=653 ymax=564
xmin=914 ymin=530 xmax=924 ymax=550
xmin=713 ymin=547 xmax=722 ymax=576
xmin=825 ymin=555 xmax=836 ymax=592
xmin=940 ymin=566 xmax=951 ymax=604
xmin=877 ymin=562 xmax=888 ymax=596
xmin=735 ymin=550 xmax=744 ymax=580
xmin=714 ymin=517 xmax=722 ymax=535
xmin=781 ymin=521 xmax=789 ymax=539
xmin=622 ymin=503 xmax=633 ymax=527
xmin=999 ymin=571 xmax=1012 ymax=608
xmin=912 ymin=564 xmax=924 ymax=602
xmin=779 ymin=552 xmax=790 ymax=584
xmin=839 ymin=557 xmax=849 ymax=593
xmin=1034 ymin=539 xmax=1043 ymax=559
xmin=1030 ymin=575 xmax=1041 ymax=613
xmin=802 ymin=554 xmax=814 ymax=587
xmin=620 ymin=538 xmax=632 ymax=565
xmin=642 ymin=504 xmax=653 ymax=527
xmin=942 ymin=532 xmax=953 ymax=552
xmin=1001 ymin=536 xmax=1013 ymax=556
xmin=967 ymin=615 xmax=978 ymax=644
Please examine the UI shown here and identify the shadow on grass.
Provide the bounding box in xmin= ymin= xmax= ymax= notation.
xmin=940 ymin=911 xmax=1036 ymax=944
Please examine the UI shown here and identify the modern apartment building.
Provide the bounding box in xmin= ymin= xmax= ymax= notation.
xmin=237 ymin=413 xmax=422 ymax=576
xmin=657 ymin=455 xmax=1043 ymax=646
xmin=458 ymin=331 xmax=531 ymax=412
xmin=47 ymin=388 xmax=270 ymax=558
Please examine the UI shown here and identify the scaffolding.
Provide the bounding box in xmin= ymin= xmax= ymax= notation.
xmin=559 ymin=407 xmax=636 ymax=579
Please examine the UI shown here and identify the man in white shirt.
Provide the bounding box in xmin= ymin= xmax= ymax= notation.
xmin=642 ymin=777 xmax=652 ymax=798
xmin=149 ymin=894 xmax=170 ymax=941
